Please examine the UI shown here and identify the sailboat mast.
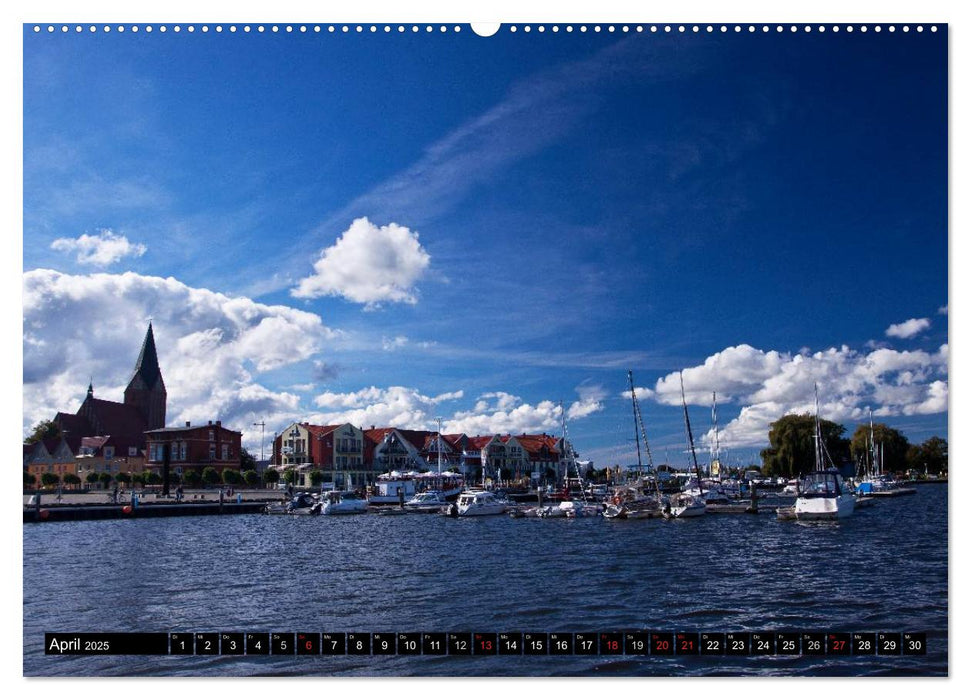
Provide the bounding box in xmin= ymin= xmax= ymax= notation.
xmin=869 ymin=408 xmax=876 ymax=477
xmin=437 ymin=417 xmax=443 ymax=475
xmin=711 ymin=391 xmax=720 ymax=477
xmin=629 ymin=370 xmax=660 ymax=497
xmin=679 ymin=371 xmax=705 ymax=496
xmin=813 ymin=383 xmax=824 ymax=471
xmin=628 ymin=370 xmax=643 ymax=476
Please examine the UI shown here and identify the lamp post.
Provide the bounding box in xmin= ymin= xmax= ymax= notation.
xmin=252 ymin=420 xmax=266 ymax=463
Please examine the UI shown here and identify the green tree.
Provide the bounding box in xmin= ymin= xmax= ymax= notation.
xmin=282 ymin=469 xmax=297 ymax=485
xmin=201 ymin=467 xmax=220 ymax=486
xmin=242 ymin=469 xmax=259 ymax=487
xmin=183 ymin=469 xmax=202 ymax=487
xmin=40 ymin=472 xmax=60 ymax=488
xmin=849 ymin=423 xmax=911 ymax=475
xmin=222 ymin=469 xmax=242 ymax=485
xmin=240 ymin=448 xmax=257 ymax=473
xmin=24 ymin=420 xmax=61 ymax=445
xmin=308 ymin=469 xmax=324 ymax=486
xmin=85 ymin=472 xmax=100 ymax=487
xmin=98 ymin=472 xmax=113 ymax=488
xmin=116 ymin=472 xmax=132 ymax=486
xmin=145 ymin=471 xmax=162 ymax=485
xmin=762 ymin=414 xmax=850 ymax=478
xmin=63 ymin=473 xmax=82 ymax=489
xmin=132 ymin=472 xmax=146 ymax=486
xmin=24 ymin=472 xmax=36 ymax=487
xmin=906 ymin=436 xmax=948 ymax=475
xmin=263 ymin=469 xmax=280 ymax=486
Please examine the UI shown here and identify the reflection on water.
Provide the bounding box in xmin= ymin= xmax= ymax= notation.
xmin=24 ymin=485 xmax=947 ymax=676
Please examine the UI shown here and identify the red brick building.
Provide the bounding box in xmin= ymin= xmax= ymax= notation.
xmin=144 ymin=420 xmax=242 ymax=481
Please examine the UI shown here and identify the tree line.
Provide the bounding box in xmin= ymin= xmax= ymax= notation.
xmin=759 ymin=413 xmax=947 ymax=478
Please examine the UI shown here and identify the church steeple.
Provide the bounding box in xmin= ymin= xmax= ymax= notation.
xmin=86 ymin=380 xmax=93 ymax=399
xmin=124 ymin=323 xmax=167 ymax=430
xmin=132 ymin=322 xmax=162 ymax=389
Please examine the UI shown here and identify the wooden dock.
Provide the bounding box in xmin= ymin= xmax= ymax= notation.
xmin=23 ymin=501 xmax=268 ymax=523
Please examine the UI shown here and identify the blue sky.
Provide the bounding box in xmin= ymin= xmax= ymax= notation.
xmin=22 ymin=24 xmax=948 ymax=468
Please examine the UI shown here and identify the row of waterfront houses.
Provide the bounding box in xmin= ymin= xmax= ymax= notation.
xmin=270 ymin=422 xmax=577 ymax=489
xmin=25 ymin=324 xmax=584 ymax=489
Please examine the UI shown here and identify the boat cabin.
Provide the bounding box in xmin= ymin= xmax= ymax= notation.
xmin=799 ymin=471 xmax=845 ymax=498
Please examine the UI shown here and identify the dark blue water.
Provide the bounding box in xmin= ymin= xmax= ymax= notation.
xmin=23 ymin=485 xmax=947 ymax=676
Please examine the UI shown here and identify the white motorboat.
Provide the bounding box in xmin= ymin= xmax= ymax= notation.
xmin=403 ymin=490 xmax=450 ymax=513
xmin=794 ymin=471 xmax=855 ymax=520
xmin=663 ymin=492 xmax=707 ymax=518
xmin=792 ymin=385 xmax=855 ymax=521
xmin=452 ymin=489 xmax=507 ymax=517
xmin=264 ymin=491 xmax=321 ymax=515
xmin=320 ymin=490 xmax=368 ymax=515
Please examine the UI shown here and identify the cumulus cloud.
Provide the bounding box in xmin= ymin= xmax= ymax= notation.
xmin=50 ymin=229 xmax=147 ymax=267
xmin=291 ymin=217 xmax=431 ymax=308
xmin=885 ymin=317 xmax=931 ymax=339
xmin=649 ymin=343 xmax=948 ymax=449
xmin=938 ymin=305 xmax=948 ymax=315
xmin=23 ymin=269 xmax=341 ymax=446
xmin=305 ymin=385 xmax=605 ymax=436
xmin=310 ymin=386 xmax=464 ymax=429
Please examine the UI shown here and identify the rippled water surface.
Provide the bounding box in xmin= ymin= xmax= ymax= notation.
xmin=23 ymin=484 xmax=947 ymax=676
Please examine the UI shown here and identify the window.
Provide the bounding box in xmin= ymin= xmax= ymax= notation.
xmin=209 ymin=445 xmax=216 ymax=459
xmin=104 ymin=446 xmax=114 ymax=459
xmin=209 ymin=430 xmax=215 ymax=441
xmin=221 ymin=444 xmax=229 ymax=461
xmin=128 ymin=446 xmax=138 ymax=457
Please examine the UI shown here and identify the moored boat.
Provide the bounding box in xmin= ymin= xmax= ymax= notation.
xmin=320 ymin=490 xmax=368 ymax=515
xmin=450 ymin=489 xmax=507 ymax=517
xmin=264 ymin=492 xmax=321 ymax=516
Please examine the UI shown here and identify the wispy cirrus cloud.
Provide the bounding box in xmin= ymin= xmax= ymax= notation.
xmin=50 ymin=229 xmax=147 ymax=267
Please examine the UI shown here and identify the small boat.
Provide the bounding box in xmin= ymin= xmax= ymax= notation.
xmin=403 ymin=490 xmax=450 ymax=513
xmin=320 ymin=490 xmax=368 ymax=515
xmin=663 ymin=492 xmax=707 ymax=518
xmin=792 ymin=385 xmax=855 ymax=521
xmin=264 ymin=492 xmax=321 ymax=516
xmin=450 ymin=489 xmax=507 ymax=517
xmin=857 ymin=473 xmax=917 ymax=497
xmin=794 ymin=470 xmax=855 ymax=520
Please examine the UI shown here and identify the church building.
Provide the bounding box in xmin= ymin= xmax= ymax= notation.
xmin=54 ymin=322 xmax=167 ymax=457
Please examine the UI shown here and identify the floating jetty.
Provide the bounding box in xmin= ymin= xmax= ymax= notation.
xmin=23 ymin=501 xmax=268 ymax=523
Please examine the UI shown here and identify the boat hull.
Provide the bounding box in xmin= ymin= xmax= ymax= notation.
xmin=794 ymin=494 xmax=855 ymax=520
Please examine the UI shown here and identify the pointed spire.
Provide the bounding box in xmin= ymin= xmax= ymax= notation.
xmin=132 ymin=322 xmax=162 ymax=388
xmin=86 ymin=380 xmax=93 ymax=399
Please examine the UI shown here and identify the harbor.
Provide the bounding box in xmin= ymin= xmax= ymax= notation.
xmin=23 ymin=482 xmax=948 ymax=676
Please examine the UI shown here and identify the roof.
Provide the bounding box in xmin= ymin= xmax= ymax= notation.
xmin=129 ymin=322 xmax=164 ymax=389
xmin=82 ymin=397 xmax=148 ymax=438
xmin=302 ymin=423 xmax=343 ymax=438
xmin=145 ymin=423 xmax=242 ymax=436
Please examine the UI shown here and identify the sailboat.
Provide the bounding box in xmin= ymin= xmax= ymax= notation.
xmin=792 ymin=385 xmax=855 ymax=521
xmin=855 ymin=410 xmax=915 ymax=497
xmin=604 ymin=371 xmax=664 ymax=519
xmin=664 ymin=372 xmax=707 ymax=518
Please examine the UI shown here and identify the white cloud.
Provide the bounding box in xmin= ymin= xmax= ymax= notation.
xmin=305 ymin=385 xmax=604 ymax=436
xmin=23 ymin=269 xmax=341 ymax=446
xmin=885 ymin=317 xmax=931 ymax=339
xmin=310 ymin=386 xmax=464 ymax=429
xmin=649 ymin=343 xmax=948 ymax=449
xmin=292 ymin=217 xmax=431 ymax=308
xmin=382 ymin=335 xmax=409 ymax=351
xmin=50 ymin=229 xmax=147 ymax=267
xmin=938 ymin=305 xmax=948 ymax=315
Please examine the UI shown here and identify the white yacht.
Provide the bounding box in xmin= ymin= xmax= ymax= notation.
xmin=453 ymin=489 xmax=507 ymax=517
xmin=403 ymin=490 xmax=450 ymax=513
xmin=792 ymin=385 xmax=856 ymax=521
xmin=794 ymin=470 xmax=855 ymax=520
xmin=663 ymin=492 xmax=707 ymax=518
xmin=320 ymin=491 xmax=368 ymax=515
